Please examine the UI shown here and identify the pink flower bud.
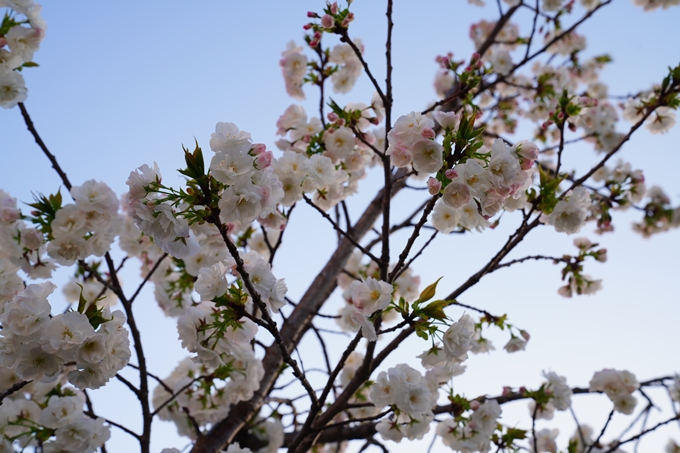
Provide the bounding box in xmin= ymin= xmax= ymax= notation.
xmin=303 ymin=135 xmax=312 ymax=143
xmin=427 ymin=177 xmax=442 ymax=195
xmin=337 ymin=118 xmax=346 ymax=127
xmin=321 ymin=14 xmax=334 ymax=28
xmin=502 ymin=386 xmax=512 ymax=396
xmin=341 ymin=17 xmax=351 ymax=27
xmin=252 ymin=143 xmax=267 ymax=155
xmin=520 ymin=159 xmax=535 ymax=170
xmin=520 ymin=330 xmax=530 ymax=341
xmin=255 ymin=151 xmax=273 ymax=169
xmin=519 ymin=386 xmax=527 ymax=394
xmin=327 ymin=112 xmax=339 ymax=122
xmin=470 ymin=400 xmax=480 ymax=410
xmin=0 ymin=37 xmax=6 ymax=47
xmin=307 ymin=11 xmax=318 ymax=18
xmin=303 ymin=23 xmax=313 ymax=30
xmin=445 ymin=168 xmax=458 ymax=180
xmin=309 ymin=39 xmax=320 ymax=48
xmin=330 ymin=2 xmax=339 ymax=14
xmin=557 ymin=112 xmax=565 ymax=121
xmin=364 ymin=133 xmax=377 ymax=145
xmin=471 ymin=52 xmax=481 ymax=62
xmin=313 ymin=31 xmax=322 ymax=39
xmin=517 ymin=141 xmax=539 ymax=161
xmin=421 ymin=128 xmax=435 ymax=139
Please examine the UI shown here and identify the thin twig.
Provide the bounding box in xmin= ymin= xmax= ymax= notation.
xmin=0 ymin=380 xmax=31 ymax=406
xmin=303 ymin=195 xmax=382 ymax=264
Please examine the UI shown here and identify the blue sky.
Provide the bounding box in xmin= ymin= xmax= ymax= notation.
xmin=2 ymin=1 xmax=680 ymax=452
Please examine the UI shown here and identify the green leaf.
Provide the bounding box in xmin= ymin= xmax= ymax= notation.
xmin=420 ymin=299 xmax=451 ymax=321
xmin=88 ymin=312 xmax=113 ymax=330
xmin=76 ymin=283 xmax=88 ymax=314
xmin=414 ymin=321 xmax=430 ymax=340
xmin=214 ymin=362 xmax=235 ymax=380
xmin=414 ymin=277 xmax=442 ymax=306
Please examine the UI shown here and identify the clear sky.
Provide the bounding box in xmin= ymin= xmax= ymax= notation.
xmin=2 ymin=1 xmax=680 ymax=452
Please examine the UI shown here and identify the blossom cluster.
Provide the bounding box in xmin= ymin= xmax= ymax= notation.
xmin=0 ymin=282 xmax=131 ymax=389
xmin=432 ymin=2 xmax=680 ymax=242
xmin=273 ymin=102 xmax=382 ymax=211
xmin=335 ymin=253 xmax=420 ymax=336
xmin=430 ymin=134 xmax=538 ymax=233
xmin=0 ymin=372 xmax=110 ymax=452
xmin=209 ymin=123 xmax=283 ymax=227
xmin=280 ymin=41 xmax=307 ymax=100
xmin=327 ymin=40 xmax=363 ymax=94
xmin=125 ymin=163 xmax=201 ymax=259
xmin=436 ymin=400 xmax=503 ymax=452
xmin=344 ymin=276 xmax=393 ymax=341
xmin=589 ymin=368 xmax=640 ymax=414
xmin=0 ymin=0 xmax=45 ymax=108
xmin=371 ymin=364 xmax=438 ymax=442
xmin=527 ymin=371 xmax=573 ymax=420
xmin=544 ymin=187 xmax=592 ymax=235
xmin=175 ymin=250 xmax=285 ymax=343
xmin=556 ymin=237 xmax=605 ymax=298
xmin=280 ymin=35 xmax=364 ymax=99
xmin=152 ymin=357 xmax=278 ymax=449
xmin=50 ymin=180 xmax=122 ymax=266
xmin=0 ymin=179 xmax=122 ymax=298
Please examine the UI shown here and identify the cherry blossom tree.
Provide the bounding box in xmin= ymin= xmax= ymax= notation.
xmin=1 ymin=1 xmax=679 ymax=453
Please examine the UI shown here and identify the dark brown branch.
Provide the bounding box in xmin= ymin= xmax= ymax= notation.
xmin=492 ymin=254 xmax=569 ymax=272
xmin=104 ymin=253 xmax=152 ymax=453
xmin=0 ymin=380 xmax=30 ymax=406
xmin=603 ymin=414 xmax=680 ymax=453
xmin=115 ymin=373 xmax=140 ymax=396
xmin=18 ymin=103 xmax=73 ymax=191
xmin=387 ymin=195 xmax=438 ymax=282
xmin=128 ymin=253 xmax=168 ymax=304
xmin=207 ymin=210 xmax=320 ymax=410
xmin=303 ymin=195 xmax=382 ymax=264
xmin=151 ymin=375 xmax=208 ymax=417
xmin=19 ymin=101 xmax=152 ymax=453
xmin=336 ymin=30 xmax=386 ymax=108
xmin=587 ymin=409 xmax=615 ymax=453
xmin=392 ymin=229 xmax=438 ymax=282
xmin=128 ymin=363 xmax=173 ymax=394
